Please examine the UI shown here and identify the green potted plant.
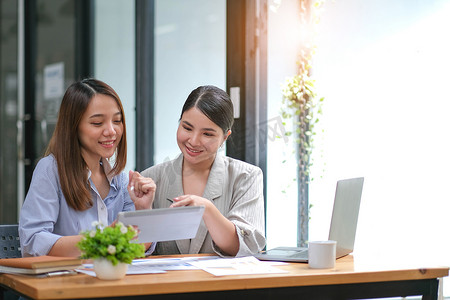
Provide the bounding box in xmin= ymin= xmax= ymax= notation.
xmin=77 ymin=221 xmax=145 ymax=280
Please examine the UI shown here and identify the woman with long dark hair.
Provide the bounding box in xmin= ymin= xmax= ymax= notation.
xmin=20 ymin=78 xmax=155 ymax=257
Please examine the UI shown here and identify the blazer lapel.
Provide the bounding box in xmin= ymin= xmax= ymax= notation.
xmin=188 ymin=155 xmax=224 ymax=254
xmin=164 ymin=156 xmax=192 ymax=254
xmin=164 ymin=155 xmax=184 ymax=207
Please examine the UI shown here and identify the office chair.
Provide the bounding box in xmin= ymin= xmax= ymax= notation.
xmin=0 ymin=224 xmax=21 ymax=258
xmin=0 ymin=225 xmax=21 ymax=300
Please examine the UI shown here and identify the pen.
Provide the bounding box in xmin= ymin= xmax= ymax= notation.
xmin=44 ymin=270 xmax=78 ymax=277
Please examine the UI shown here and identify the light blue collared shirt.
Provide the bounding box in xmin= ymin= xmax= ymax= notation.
xmin=19 ymin=155 xmax=136 ymax=257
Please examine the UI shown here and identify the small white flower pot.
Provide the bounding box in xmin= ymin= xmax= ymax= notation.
xmin=93 ymin=258 xmax=128 ymax=280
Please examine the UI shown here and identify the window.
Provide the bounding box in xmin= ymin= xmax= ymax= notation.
xmin=95 ymin=0 xmax=136 ymax=170
xmin=267 ymin=0 xmax=307 ymax=249
xmin=154 ymin=0 xmax=226 ymax=164
xmin=268 ymin=0 xmax=450 ymax=296
xmin=310 ymin=0 xmax=450 ymax=296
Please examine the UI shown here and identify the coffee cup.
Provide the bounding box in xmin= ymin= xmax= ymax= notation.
xmin=308 ymin=240 xmax=337 ymax=269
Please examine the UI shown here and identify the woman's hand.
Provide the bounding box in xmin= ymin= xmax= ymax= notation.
xmin=128 ymin=170 xmax=156 ymax=210
xmin=170 ymin=194 xmax=211 ymax=209
xmin=171 ymin=195 xmax=239 ymax=256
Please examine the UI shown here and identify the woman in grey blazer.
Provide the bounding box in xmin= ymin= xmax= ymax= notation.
xmin=142 ymin=85 xmax=265 ymax=257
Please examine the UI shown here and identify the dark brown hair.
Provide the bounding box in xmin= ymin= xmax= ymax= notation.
xmin=45 ymin=78 xmax=127 ymax=211
xmin=180 ymin=85 xmax=234 ymax=134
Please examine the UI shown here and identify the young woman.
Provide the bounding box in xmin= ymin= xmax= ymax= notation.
xmin=19 ymin=78 xmax=155 ymax=257
xmin=142 ymin=85 xmax=265 ymax=257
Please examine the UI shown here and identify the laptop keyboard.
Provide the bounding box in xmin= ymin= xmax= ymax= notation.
xmin=289 ymin=249 xmax=308 ymax=258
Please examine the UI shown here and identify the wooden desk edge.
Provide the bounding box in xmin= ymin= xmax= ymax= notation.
xmin=1 ymin=257 xmax=448 ymax=300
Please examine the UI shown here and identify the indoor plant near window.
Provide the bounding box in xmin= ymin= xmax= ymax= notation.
xmin=279 ymin=0 xmax=325 ymax=247
xmin=77 ymin=221 xmax=145 ymax=280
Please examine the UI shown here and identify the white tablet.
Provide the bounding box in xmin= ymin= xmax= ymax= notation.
xmin=117 ymin=206 xmax=205 ymax=243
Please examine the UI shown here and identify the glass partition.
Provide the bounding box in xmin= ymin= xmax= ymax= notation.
xmin=266 ymin=0 xmax=303 ymax=249
xmin=94 ymin=0 xmax=136 ymax=171
xmin=34 ymin=0 xmax=76 ymax=162
xmin=154 ymin=0 xmax=226 ymax=164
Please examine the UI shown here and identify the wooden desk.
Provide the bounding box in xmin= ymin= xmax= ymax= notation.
xmin=0 ymin=255 xmax=448 ymax=300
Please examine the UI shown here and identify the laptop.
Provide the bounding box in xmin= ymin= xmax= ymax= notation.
xmin=254 ymin=177 xmax=364 ymax=262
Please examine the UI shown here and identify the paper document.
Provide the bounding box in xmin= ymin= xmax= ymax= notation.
xmin=77 ymin=263 xmax=166 ymax=276
xmin=76 ymin=256 xmax=220 ymax=276
xmin=76 ymin=256 xmax=286 ymax=277
xmin=132 ymin=256 xmax=219 ymax=271
xmin=188 ymin=256 xmax=288 ymax=276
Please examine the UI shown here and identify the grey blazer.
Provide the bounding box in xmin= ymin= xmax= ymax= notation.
xmin=141 ymin=154 xmax=266 ymax=257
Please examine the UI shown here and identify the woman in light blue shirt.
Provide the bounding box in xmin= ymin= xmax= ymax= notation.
xmin=19 ymin=79 xmax=155 ymax=257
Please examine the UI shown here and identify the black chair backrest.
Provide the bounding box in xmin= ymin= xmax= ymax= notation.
xmin=0 ymin=224 xmax=21 ymax=258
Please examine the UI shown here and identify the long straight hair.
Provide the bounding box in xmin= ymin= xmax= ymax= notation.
xmin=45 ymin=78 xmax=127 ymax=211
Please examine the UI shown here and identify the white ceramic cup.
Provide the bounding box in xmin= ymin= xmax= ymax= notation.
xmin=308 ymin=240 xmax=337 ymax=269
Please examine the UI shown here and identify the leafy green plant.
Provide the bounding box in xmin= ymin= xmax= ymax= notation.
xmin=77 ymin=221 xmax=145 ymax=266
xmin=280 ymin=66 xmax=324 ymax=182
xmin=279 ymin=0 xmax=326 ymax=247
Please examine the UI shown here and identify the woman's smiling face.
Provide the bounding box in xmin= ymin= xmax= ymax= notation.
xmin=78 ymin=94 xmax=123 ymax=166
xmin=177 ymin=107 xmax=229 ymax=168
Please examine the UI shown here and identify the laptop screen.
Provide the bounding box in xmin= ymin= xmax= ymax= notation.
xmin=328 ymin=177 xmax=364 ymax=258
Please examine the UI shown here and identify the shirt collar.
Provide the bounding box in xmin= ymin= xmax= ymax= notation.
xmin=87 ymin=157 xmax=115 ymax=185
